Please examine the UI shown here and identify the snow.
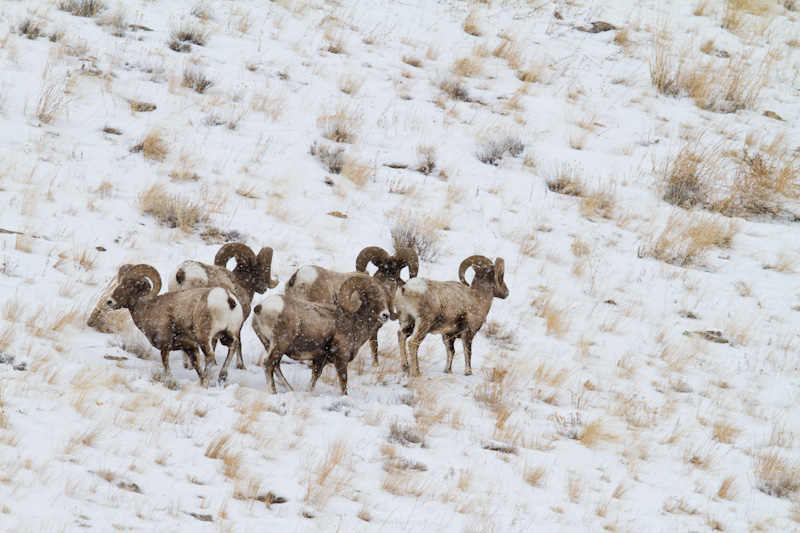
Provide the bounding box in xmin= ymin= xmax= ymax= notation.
xmin=0 ymin=0 xmax=799 ymax=531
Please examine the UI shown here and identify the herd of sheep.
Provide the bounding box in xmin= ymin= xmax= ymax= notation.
xmin=95 ymin=243 xmax=509 ymax=395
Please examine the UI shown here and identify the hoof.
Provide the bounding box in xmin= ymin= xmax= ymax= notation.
xmin=402 ymin=363 xmax=409 ymax=372
xmin=236 ymin=363 xmax=246 ymax=371
xmin=218 ymin=371 xmax=228 ymax=385
xmin=444 ymin=368 xmax=452 ymax=374
xmin=465 ymin=370 xmax=473 ymax=376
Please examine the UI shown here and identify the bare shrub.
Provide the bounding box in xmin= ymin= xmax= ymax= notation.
xmin=169 ymin=21 xmax=208 ymax=46
xmin=517 ymin=58 xmax=545 ymax=83
xmin=310 ymin=142 xmax=345 ymax=174
xmin=17 ymin=17 xmax=43 ymax=39
xmin=414 ymin=145 xmax=437 ymax=175
xmin=463 ymin=10 xmax=481 ymax=36
xmin=550 ymin=413 xmax=586 ymax=440
xmin=181 ymin=66 xmax=214 ymax=94
xmin=58 ymin=0 xmax=106 ymax=17
xmin=136 ymin=184 xmax=207 ymax=231
xmin=99 ymin=7 xmax=128 ymax=37
xmin=402 ymin=55 xmax=422 ymax=68
xmin=475 ymin=135 xmax=525 ymax=165
xmin=390 ymin=213 xmax=443 ymax=262
xmin=387 ymin=420 xmax=425 ymax=447
xmin=438 ymin=76 xmax=471 ymax=101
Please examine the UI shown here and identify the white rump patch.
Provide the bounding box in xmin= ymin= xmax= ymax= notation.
xmin=253 ymin=295 xmax=284 ymax=340
xmin=402 ymin=278 xmax=428 ymax=295
xmin=260 ymin=295 xmax=285 ymax=318
xmin=207 ymin=288 xmax=243 ymax=335
xmin=168 ymin=261 xmax=208 ymax=291
xmin=293 ymin=266 xmax=319 ymax=287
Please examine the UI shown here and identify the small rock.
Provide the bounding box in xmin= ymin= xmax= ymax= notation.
xmin=481 ymin=440 xmax=518 ymax=454
xmin=95 ymin=246 xmax=106 ymax=252
xmin=554 ymin=10 xmax=563 ymax=20
xmin=603 ymin=299 xmax=617 ymax=305
xmin=384 ymin=163 xmax=408 ymax=169
xmin=323 ymin=176 xmax=335 ymax=187
xmin=578 ymin=21 xmax=617 ymax=33
xmin=763 ymin=110 xmax=784 ymax=121
xmin=117 ymin=481 xmax=141 ymax=493
xmin=680 ymin=310 xmax=698 ymax=320
xmin=684 ymin=330 xmax=729 ymax=344
xmin=14 ymin=362 xmax=27 ymax=371
xmin=130 ymin=100 xmax=156 ymax=113
xmin=714 ymin=49 xmax=730 ymax=58
xmin=328 ymin=211 xmax=347 ymax=219
xmin=104 ymin=355 xmax=127 ymax=361
xmin=186 ymin=512 xmax=213 ymax=522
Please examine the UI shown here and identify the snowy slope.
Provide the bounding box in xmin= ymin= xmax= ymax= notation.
xmin=0 ymin=0 xmax=799 ymax=531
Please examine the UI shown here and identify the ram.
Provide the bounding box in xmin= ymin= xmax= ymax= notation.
xmin=285 ymin=246 xmax=418 ymax=364
xmin=168 ymin=242 xmax=278 ymax=383
xmin=107 ymin=264 xmax=244 ymax=387
xmin=252 ymin=276 xmax=390 ymax=395
xmin=395 ymin=255 xmax=508 ymax=376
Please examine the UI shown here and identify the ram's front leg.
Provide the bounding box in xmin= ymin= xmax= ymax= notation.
xmin=198 ymin=342 xmax=216 ymax=388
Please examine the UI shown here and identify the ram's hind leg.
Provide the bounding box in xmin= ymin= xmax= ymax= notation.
xmin=442 ymin=333 xmax=458 ymax=374
xmin=217 ymin=335 xmax=240 ymax=386
xmin=160 ymin=349 xmax=172 ymax=377
xmin=369 ymin=333 xmax=379 ymax=365
xmin=307 ymin=357 xmax=327 ymax=392
xmin=198 ymin=342 xmax=216 ymax=388
xmin=397 ymin=315 xmax=415 ymax=372
xmin=407 ymin=321 xmax=431 ymax=376
xmin=234 ymin=337 xmax=246 ymax=370
xmin=461 ymin=331 xmax=476 ymax=376
xmin=334 ymin=358 xmax=349 ymax=396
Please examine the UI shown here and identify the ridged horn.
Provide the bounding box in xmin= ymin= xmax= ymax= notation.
xmin=214 ymin=242 xmax=256 ymax=270
xmin=119 ymin=264 xmax=162 ymax=299
xmin=256 ymin=247 xmax=279 ymax=290
xmin=394 ymin=247 xmax=419 ymax=278
xmin=494 ymin=258 xmax=509 ymax=299
xmin=337 ymin=275 xmax=381 ymax=314
xmin=458 ymin=255 xmax=492 ymax=286
xmin=355 ymin=246 xmax=390 ymax=273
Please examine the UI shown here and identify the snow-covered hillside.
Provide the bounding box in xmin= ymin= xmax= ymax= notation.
xmin=0 ymin=0 xmax=799 ymax=530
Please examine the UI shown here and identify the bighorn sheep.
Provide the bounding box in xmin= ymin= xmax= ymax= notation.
xmin=285 ymin=246 xmax=418 ymax=364
xmin=252 ymin=276 xmax=390 ymax=395
xmin=395 ymin=255 xmax=508 ymax=376
xmin=107 ymin=264 xmax=244 ymax=387
xmin=167 ymin=242 xmax=278 ymax=383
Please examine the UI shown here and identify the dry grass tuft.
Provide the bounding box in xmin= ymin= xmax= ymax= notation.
xmin=341 ymin=157 xmax=374 ymax=188
xmin=715 ymin=150 xmax=800 ymax=218
xmin=136 ymin=184 xmax=207 ymax=231
xmin=17 ymin=16 xmax=44 ymax=39
xmin=753 ymin=450 xmax=800 ymax=498
xmin=463 ymin=10 xmax=481 ymax=36
xmin=717 ymin=476 xmax=740 ymax=501
xmin=542 ymin=164 xmax=584 ymax=197
xmin=531 ymin=294 xmax=570 ymax=337
xmin=522 ymin=462 xmax=548 ymax=488
xmin=638 ymin=213 xmax=737 ymax=268
xmin=414 ymin=145 xmax=437 ymax=175
xmin=131 ymin=128 xmax=169 ymax=162
xmin=317 ymin=110 xmax=361 ymax=144
xmin=580 ymin=187 xmax=615 ymax=220
xmin=661 ymin=146 xmax=716 ymax=208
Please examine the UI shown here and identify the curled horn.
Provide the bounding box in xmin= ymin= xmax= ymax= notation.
xmin=458 ymin=255 xmax=492 ymax=286
xmin=214 ymin=242 xmax=256 ymax=271
xmin=494 ymin=258 xmax=509 ymax=299
xmin=355 ymin=246 xmax=390 ymax=273
xmin=256 ymin=247 xmax=279 ymax=289
xmin=394 ymin=247 xmax=419 ymax=278
xmin=337 ymin=276 xmax=381 ymax=314
xmin=119 ymin=264 xmax=162 ymax=299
